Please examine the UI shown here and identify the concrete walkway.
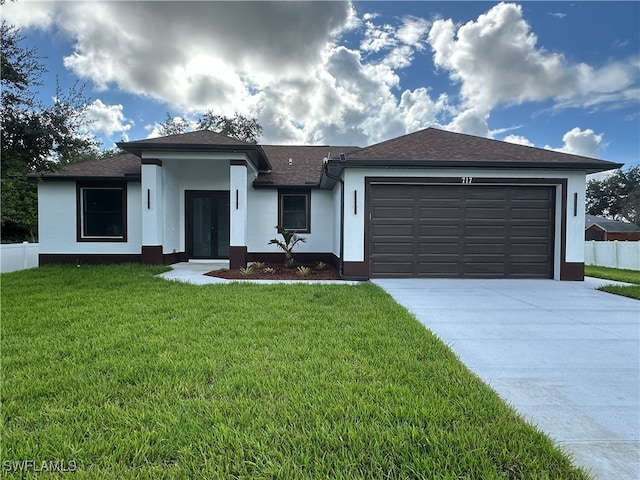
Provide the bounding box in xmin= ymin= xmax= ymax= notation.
xmin=372 ymin=278 xmax=639 ymax=480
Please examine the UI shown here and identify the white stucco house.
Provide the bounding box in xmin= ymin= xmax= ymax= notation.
xmin=33 ymin=127 xmax=621 ymax=280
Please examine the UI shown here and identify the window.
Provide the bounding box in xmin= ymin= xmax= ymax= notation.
xmin=279 ymin=189 xmax=310 ymax=233
xmin=77 ymin=185 xmax=127 ymax=241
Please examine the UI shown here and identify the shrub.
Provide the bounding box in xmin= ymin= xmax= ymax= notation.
xmin=239 ymin=266 xmax=254 ymax=277
xmin=297 ymin=266 xmax=311 ymax=277
xmin=315 ymin=261 xmax=327 ymax=271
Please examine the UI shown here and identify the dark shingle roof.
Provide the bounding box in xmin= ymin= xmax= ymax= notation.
xmin=117 ymin=130 xmax=272 ymax=170
xmin=31 ymin=153 xmax=140 ymax=180
xmin=122 ymin=130 xmax=253 ymax=147
xmin=346 ymin=127 xmax=621 ymax=172
xmin=35 ymin=127 xmax=622 ymax=185
xmin=256 ymin=145 xmax=360 ymax=186
xmin=585 ymin=215 xmax=640 ymax=233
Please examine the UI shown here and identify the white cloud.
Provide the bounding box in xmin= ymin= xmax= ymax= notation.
xmin=84 ymin=99 xmax=132 ymax=139
xmin=545 ymin=127 xmax=603 ymax=158
xmin=446 ymin=107 xmax=490 ymax=138
xmin=428 ymin=2 xmax=638 ymax=119
xmin=1 ymin=1 xmax=56 ymax=30
xmin=503 ymin=135 xmax=534 ymax=147
xmin=4 ymin=0 xmax=634 ymax=152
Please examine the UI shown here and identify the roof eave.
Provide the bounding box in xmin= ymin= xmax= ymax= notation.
xmin=30 ymin=174 xmax=141 ymax=182
xmin=318 ymin=158 xmax=623 ymax=189
xmin=340 ymin=158 xmax=623 ymax=173
xmin=252 ymin=181 xmax=320 ymax=189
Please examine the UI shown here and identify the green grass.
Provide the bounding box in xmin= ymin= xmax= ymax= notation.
xmin=585 ymin=265 xmax=640 ymax=299
xmin=1 ymin=264 xmax=591 ymax=479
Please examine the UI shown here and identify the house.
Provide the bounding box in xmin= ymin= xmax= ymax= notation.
xmin=33 ymin=127 xmax=622 ymax=280
xmin=585 ymin=214 xmax=640 ymax=241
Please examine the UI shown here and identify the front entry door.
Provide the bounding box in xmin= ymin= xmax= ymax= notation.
xmin=186 ymin=191 xmax=230 ymax=259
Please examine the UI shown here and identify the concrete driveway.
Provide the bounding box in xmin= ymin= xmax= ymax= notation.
xmin=372 ymin=278 xmax=639 ymax=480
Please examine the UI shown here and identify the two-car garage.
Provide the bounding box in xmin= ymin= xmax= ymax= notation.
xmin=368 ymin=183 xmax=555 ymax=278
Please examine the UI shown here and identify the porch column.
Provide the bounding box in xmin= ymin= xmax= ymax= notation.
xmin=141 ymin=159 xmax=164 ymax=264
xmin=229 ymin=160 xmax=248 ymax=269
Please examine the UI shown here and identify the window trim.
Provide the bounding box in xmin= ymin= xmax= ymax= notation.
xmin=278 ymin=188 xmax=311 ymax=234
xmin=76 ymin=183 xmax=128 ymax=242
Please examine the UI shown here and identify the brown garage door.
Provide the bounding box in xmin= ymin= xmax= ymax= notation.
xmin=369 ymin=184 xmax=555 ymax=278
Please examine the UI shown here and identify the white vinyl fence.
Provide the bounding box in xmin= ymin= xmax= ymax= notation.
xmin=0 ymin=242 xmax=39 ymax=273
xmin=585 ymin=241 xmax=640 ymax=271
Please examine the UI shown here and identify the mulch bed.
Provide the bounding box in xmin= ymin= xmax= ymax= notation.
xmin=205 ymin=262 xmax=341 ymax=280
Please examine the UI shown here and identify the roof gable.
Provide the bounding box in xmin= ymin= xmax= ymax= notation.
xmin=117 ymin=129 xmax=271 ymax=171
xmin=120 ymin=129 xmax=253 ymax=148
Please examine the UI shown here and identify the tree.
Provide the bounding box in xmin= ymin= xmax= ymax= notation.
xmin=1 ymin=21 xmax=99 ymax=241
xmin=268 ymin=225 xmax=306 ymax=267
xmin=586 ymin=166 xmax=640 ymax=225
xmin=156 ymin=112 xmax=190 ymax=136
xmin=158 ymin=111 xmax=263 ymax=144
xmin=197 ymin=111 xmax=262 ymax=144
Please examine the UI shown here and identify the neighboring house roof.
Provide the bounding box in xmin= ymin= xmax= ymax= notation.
xmin=32 ymin=127 xmax=622 ymax=186
xmin=585 ymin=214 xmax=640 ymax=233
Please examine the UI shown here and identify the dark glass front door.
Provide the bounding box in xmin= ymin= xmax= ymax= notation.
xmin=186 ymin=191 xmax=229 ymax=259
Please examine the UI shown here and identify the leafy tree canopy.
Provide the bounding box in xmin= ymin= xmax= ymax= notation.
xmin=158 ymin=111 xmax=263 ymax=144
xmin=1 ymin=20 xmax=100 ymax=241
xmin=586 ymin=166 xmax=640 ymax=226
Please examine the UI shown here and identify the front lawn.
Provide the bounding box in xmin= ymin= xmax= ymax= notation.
xmin=585 ymin=265 xmax=640 ymax=300
xmin=1 ymin=265 xmax=590 ymax=479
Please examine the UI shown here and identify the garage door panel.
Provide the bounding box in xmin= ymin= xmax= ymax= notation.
xmin=418 ymin=207 xmax=462 ymax=219
xmin=467 ymin=207 xmax=507 ymax=219
xmin=415 ymin=261 xmax=460 ymax=276
xmin=372 ymin=206 xmax=413 ymax=219
xmin=511 ymin=209 xmax=552 ymax=220
xmin=372 ymin=242 xmax=413 ymax=255
xmin=419 ymin=225 xmax=462 ymax=236
xmin=371 ymin=260 xmax=413 ymax=275
xmin=511 ymin=225 xmax=551 ymax=236
xmin=466 ymin=188 xmax=507 ymax=200
xmin=372 ymin=224 xmax=413 ymax=237
xmin=370 ymin=184 xmax=554 ymax=278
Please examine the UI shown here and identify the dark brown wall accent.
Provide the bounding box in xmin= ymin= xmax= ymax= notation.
xmin=141 ymin=158 xmax=162 ymax=166
xmin=141 ymin=245 xmax=163 ymax=264
xmin=560 ymin=262 xmax=585 ymax=281
xmin=229 ymin=246 xmax=248 ymax=269
xmin=39 ymin=254 xmax=141 ymax=265
xmin=342 ymin=261 xmax=368 ymax=278
xmin=163 ymin=251 xmax=189 ymax=265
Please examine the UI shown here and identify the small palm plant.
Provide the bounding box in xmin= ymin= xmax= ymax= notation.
xmin=269 ymin=225 xmax=306 ymax=267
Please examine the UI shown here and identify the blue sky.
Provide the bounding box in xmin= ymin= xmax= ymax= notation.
xmin=3 ymin=1 xmax=639 ymax=168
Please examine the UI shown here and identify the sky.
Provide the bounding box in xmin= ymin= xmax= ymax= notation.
xmin=3 ymin=1 xmax=639 ymax=168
